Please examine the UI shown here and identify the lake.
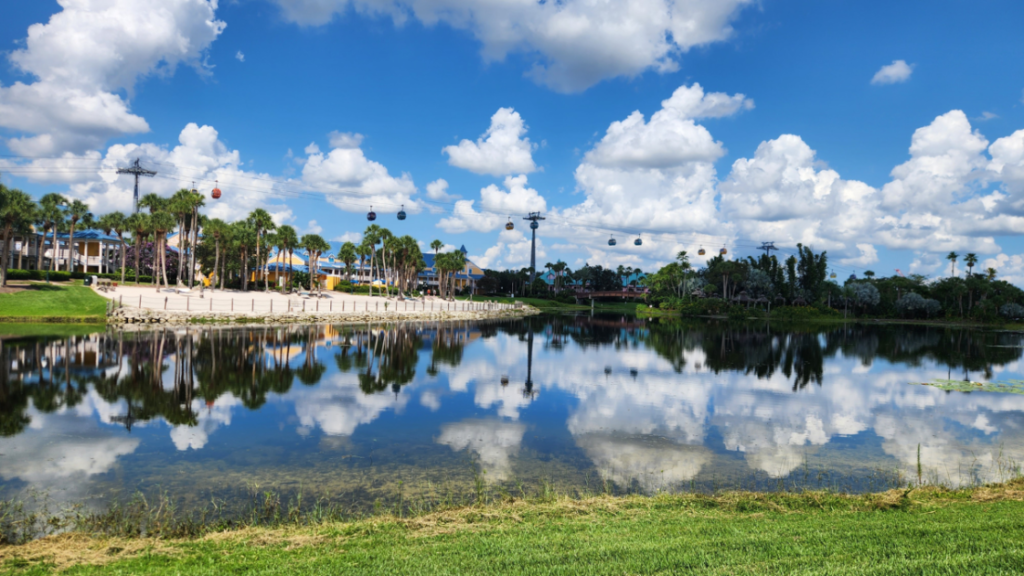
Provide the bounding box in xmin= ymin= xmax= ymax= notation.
xmin=2 ymin=316 xmax=1023 ymax=516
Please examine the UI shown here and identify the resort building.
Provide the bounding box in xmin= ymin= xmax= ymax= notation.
xmin=2 ymin=228 xmax=122 ymax=273
xmin=419 ymin=247 xmax=486 ymax=293
xmin=257 ymin=245 xmax=486 ymax=293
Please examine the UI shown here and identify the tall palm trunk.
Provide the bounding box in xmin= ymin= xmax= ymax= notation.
xmin=66 ymin=221 xmax=77 ymax=273
xmin=36 ymin=226 xmax=48 ymax=270
xmin=119 ymin=236 xmax=126 ymax=284
xmin=50 ymin=227 xmax=59 ymax=272
xmin=213 ymin=237 xmax=220 ymax=292
xmin=254 ymin=226 xmax=262 ymax=292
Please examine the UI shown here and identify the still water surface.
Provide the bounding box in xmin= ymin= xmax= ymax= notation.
xmin=2 ymin=316 xmax=1023 ymax=512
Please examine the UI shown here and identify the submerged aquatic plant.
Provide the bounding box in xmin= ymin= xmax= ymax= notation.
xmin=914 ymin=379 xmax=1024 ymax=395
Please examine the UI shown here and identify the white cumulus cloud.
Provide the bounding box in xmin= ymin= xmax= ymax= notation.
xmin=871 ymin=60 xmax=914 ymax=85
xmin=443 ymin=108 xmax=537 ymax=176
xmin=271 ymin=0 xmax=753 ymax=92
xmin=0 ymin=0 xmax=226 ymax=155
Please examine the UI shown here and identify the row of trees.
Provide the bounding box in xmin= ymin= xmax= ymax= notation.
xmin=0 ymin=183 xmax=481 ymax=298
xmin=642 ymin=243 xmax=1024 ymax=322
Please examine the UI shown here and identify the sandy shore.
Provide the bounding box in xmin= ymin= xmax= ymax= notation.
xmin=95 ymin=285 xmax=535 ymax=326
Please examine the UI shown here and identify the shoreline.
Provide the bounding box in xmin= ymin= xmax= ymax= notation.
xmin=106 ymin=302 xmax=541 ymax=327
xmin=92 ymin=285 xmax=541 ymax=326
xmin=3 ymin=480 xmax=1022 ymax=573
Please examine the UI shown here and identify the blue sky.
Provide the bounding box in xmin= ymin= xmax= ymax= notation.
xmin=2 ymin=0 xmax=1023 ymax=282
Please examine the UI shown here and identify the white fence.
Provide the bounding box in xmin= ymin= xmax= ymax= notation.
xmin=110 ymin=294 xmax=520 ymax=314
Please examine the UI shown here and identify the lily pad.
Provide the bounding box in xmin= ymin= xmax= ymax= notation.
xmin=913 ymin=379 xmax=1024 ymax=395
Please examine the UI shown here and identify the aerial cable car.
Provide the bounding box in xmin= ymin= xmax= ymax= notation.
xmin=530 ymin=220 xmax=539 ymax=230
xmin=505 ymin=217 xmax=514 ymax=231
xmin=634 ymin=234 xmax=643 ymax=247
xmin=720 ymin=245 xmax=728 ymax=256
xmin=608 ymin=235 xmax=617 ymax=247
xmin=830 ymin=269 xmax=837 ymax=279
xmin=397 ymin=205 xmax=407 ymax=221
xmin=367 ymin=206 xmax=376 ymax=221
xmin=211 ymin=180 xmax=221 ymax=200
xmin=698 ymin=246 xmax=706 ymax=256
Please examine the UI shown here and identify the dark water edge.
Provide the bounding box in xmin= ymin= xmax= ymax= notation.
xmin=2 ymin=315 xmax=1024 ymax=541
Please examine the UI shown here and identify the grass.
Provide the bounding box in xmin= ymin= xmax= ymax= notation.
xmin=3 ymin=481 xmax=1024 ymax=575
xmin=0 ymin=323 xmax=106 ymax=338
xmin=467 ymin=295 xmax=639 ymax=312
xmin=0 ymin=282 xmax=107 ymax=323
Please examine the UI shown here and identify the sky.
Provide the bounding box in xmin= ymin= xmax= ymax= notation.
xmin=1 ymin=0 xmax=1023 ymax=283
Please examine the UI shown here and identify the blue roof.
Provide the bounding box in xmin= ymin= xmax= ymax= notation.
xmin=262 ymin=263 xmax=310 ymax=273
xmin=56 ymin=229 xmax=118 ymax=242
xmin=420 ymin=253 xmax=485 ymax=281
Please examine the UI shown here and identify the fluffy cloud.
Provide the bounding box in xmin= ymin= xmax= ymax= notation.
xmin=471 ymin=228 xmax=546 ymax=270
xmin=443 ymin=108 xmax=537 ymax=176
xmin=545 ymin=83 xmax=749 ymax=263
xmin=437 ymin=175 xmax=546 ymax=233
xmin=719 ymin=134 xmax=878 ymax=253
xmin=988 ymin=129 xmax=1024 ymax=196
xmin=299 ymin=137 xmax=420 ymax=214
xmin=0 ymin=0 xmax=225 ymax=155
xmin=871 ymin=60 xmax=914 ymax=85
xmin=9 ymin=123 xmax=293 ymax=223
xmin=272 ymin=0 xmax=753 ymax=92
xmin=423 ymin=178 xmax=460 ymax=213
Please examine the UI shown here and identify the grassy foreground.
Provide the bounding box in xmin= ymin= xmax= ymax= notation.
xmin=0 ymin=282 xmax=107 ymax=323
xmin=3 ymin=482 xmax=1024 ymax=575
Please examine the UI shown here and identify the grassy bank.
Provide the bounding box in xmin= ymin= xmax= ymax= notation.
xmin=469 ymin=296 xmax=638 ymax=313
xmin=0 ymin=282 xmax=107 ymax=323
xmin=3 ymin=481 xmax=1024 ymax=575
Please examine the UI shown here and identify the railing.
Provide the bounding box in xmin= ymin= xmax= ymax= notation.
xmin=110 ymin=294 xmax=522 ymax=314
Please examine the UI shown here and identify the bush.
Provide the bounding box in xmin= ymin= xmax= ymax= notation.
xmin=770 ymin=305 xmax=841 ymax=321
xmin=1000 ymin=303 xmax=1024 ymax=320
xmin=3 ymin=269 xmax=155 ymax=283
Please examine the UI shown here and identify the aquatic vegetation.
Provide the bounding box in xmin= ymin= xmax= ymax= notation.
xmin=914 ymin=379 xmax=1024 ymax=395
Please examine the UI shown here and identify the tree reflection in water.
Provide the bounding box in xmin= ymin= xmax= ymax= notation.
xmin=2 ymin=317 xmax=1023 ymax=505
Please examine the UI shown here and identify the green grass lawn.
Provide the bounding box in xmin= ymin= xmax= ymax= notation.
xmin=467 ymin=295 xmax=638 ymax=312
xmin=0 ymin=282 xmax=107 ymax=322
xmin=5 ymin=484 xmax=1024 ymax=575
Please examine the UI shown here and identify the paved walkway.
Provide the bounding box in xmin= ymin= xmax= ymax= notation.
xmin=94 ymin=284 xmax=501 ymax=315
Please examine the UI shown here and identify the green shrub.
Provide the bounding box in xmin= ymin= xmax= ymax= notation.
xmin=769 ymin=305 xmax=842 ymax=321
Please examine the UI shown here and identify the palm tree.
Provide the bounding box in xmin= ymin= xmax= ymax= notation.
xmin=63 ymin=200 xmax=93 ymax=273
xmin=430 ymin=239 xmax=444 ymax=293
xmin=355 ymin=243 xmax=371 ymax=286
xmin=986 ymin=267 xmax=997 ymax=281
xmin=676 ymin=250 xmax=689 ymax=268
xmin=204 ymin=218 xmax=228 ymax=291
xmin=864 ymin=270 xmax=875 ymax=279
xmin=301 ymin=234 xmax=331 ymax=295
xmin=247 ymin=209 xmax=276 ymax=291
xmin=362 ymin=224 xmax=382 ymax=296
xmin=37 ymin=193 xmax=67 ymax=272
xmin=338 ymin=242 xmax=357 ymax=284
xmin=946 ymin=252 xmax=958 ymax=277
xmin=964 ymin=253 xmax=978 ymax=277
xmin=126 ymin=212 xmax=151 ymax=284
xmin=0 ymin=186 xmax=37 ymax=286
xmin=378 ymin=227 xmax=395 ymax=294
xmin=151 ymin=212 xmax=176 ymax=290
xmin=97 ymin=211 xmax=128 ymax=283
xmin=275 ymin=225 xmax=298 ymax=290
